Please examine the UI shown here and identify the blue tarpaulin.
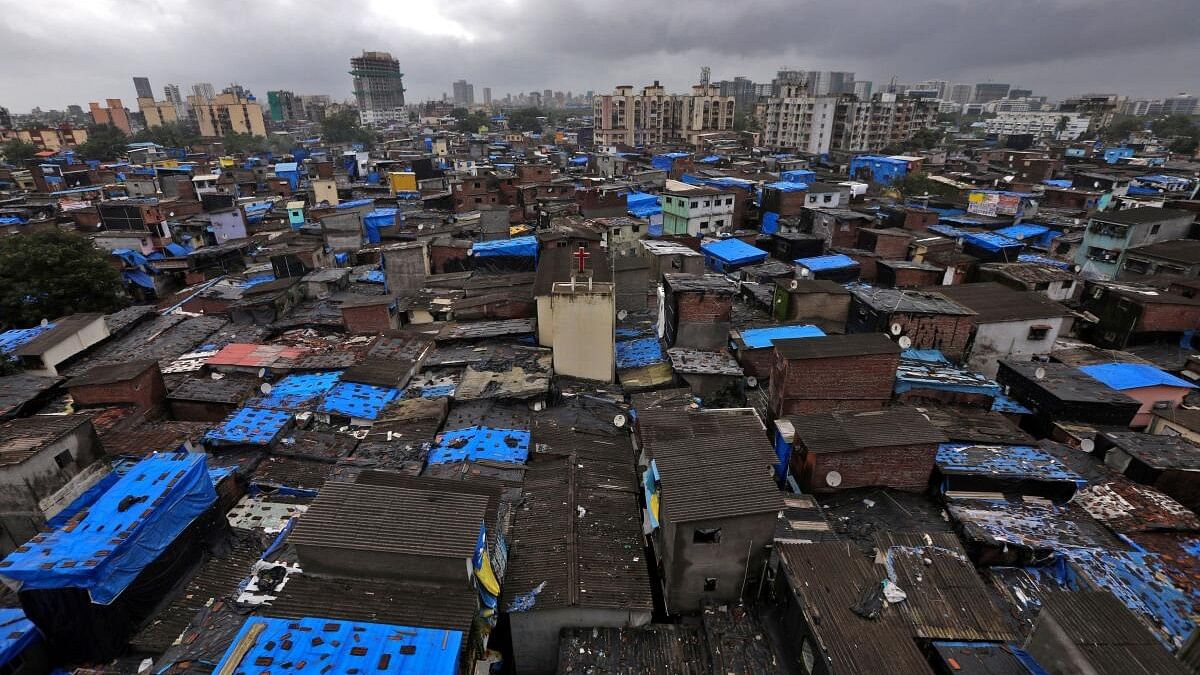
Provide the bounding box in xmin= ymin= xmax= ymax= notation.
xmin=1078 ymin=363 xmax=1196 ymax=391
xmin=358 ymin=269 xmax=386 ymax=284
xmin=204 ymin=407 xmax=292 ymax=446
xmin=763 ymin=181 xmax=809 ymax=192
xmin=700 ymin=238 xmax=767 ymax=270
xmin=363 ymin=209 xmax=397 ymax=244
xmin=991 ymin=393 xmax=1032 ymax=414
xmin=627 ymin=192 xmax=661 ymax=219
xmin=0 ymin=608 xmax=39 ymax=667
xmin=0 ymin=216 xmax=24 ymax=225
xmin=319 ymin=382 xmax=399 ymax=420
xmin=1018 ymin=253 xmax=1071 ymax=270
xmin=241 ymin=273 xmax=276 ymax=289
xmin=995 ymin=224 xmax=1049 ymax=241
xmin=1042 ymin=179 xmax=1072 ymax=188
xmin=901 ymin=348 xmax=951 ymax=364
xmin=651 ymin=152 xmax=690 ymax=170
xmin=0 ymin=453 xmax=216 ymax=604
xmin=428 ymin=426 xmax=531 ymax=465
xmin=738 ymin=325 xmax=825 ymax=349
xmin=781 ymin=169 xmax=816 ymax=184
xmin=123 ymin=270 xmax=155 ymax=289
xmin=337 ymin=198 xmax=374 ymax=210
xmin=213 ymin=616 xmax=462 ymax=674
xmin=164 ymin=242 xmax=192 ymax=257
xmin=761 ymin=211 xmax=780 ymax=235
xmin=243 ymin=202 xmax=273 ymax=224
xmin=961 ymin=231 xmax=1024 ymax=252
xmin=111 ymin=248 xmax=151 ymax=268
xmin=0 ymin=323 xmax=55 ymax=355
xmin=569 ymin=156 xmax=588 ymax=166
xmin=257 ymin=372 xmax=341 ymax=409
xmin=616 ymin=337 xmax=665 ymax=369
xmin=795 ymin=254 xmax=857 ymax=271
xmin=471 ymin=235 xmax=537 ymax=258
xmin=936 ymin=444 xmax=1085 ymax=487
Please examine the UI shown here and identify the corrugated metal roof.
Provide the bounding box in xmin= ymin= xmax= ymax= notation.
xmin=775 ymin=332 xmax=900 ymax=360
xmin=0 ymin=414 xmax=92 ymax=466
xmin=934 ymin=282 xmax=1070 ymax=323
xmin=265 ymin=574 xmax=477 ymax=633
xmin=789 ymin=408 xmax=947 ymax=454
xmin=1035 ymin=591 xmax=1191 ymax=675
xmin=289 ymin=481 xmax=488 ymax=559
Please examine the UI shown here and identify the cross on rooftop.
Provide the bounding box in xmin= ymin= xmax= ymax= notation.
xmin=573 ymin=245 xmax=590 ymax=272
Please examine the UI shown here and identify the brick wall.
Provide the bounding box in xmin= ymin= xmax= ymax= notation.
xmin=1137 ymin=302 xmax=1200 ymax=333
xmin=902 ymin=209 xmax=939 ymax=230
xmin=795 ymin=444 xmax=937 ymax=492
xmin=170 ymin=399 xmax=238 ymax=423
xmin=342 ymin=303 xmax=398 ymax=333
xmin=885 ymin=266 xmax=943 ymax=289
xmin=430 ymin=243 xmax=471 ymax=274
xmin=676 ymin=290 xmax=732 ymax=324
xmin=857 ymin=230 xmax=913 ymax=259
xmin=69 ymin=366 xmax=166 ymax=411
xmin=769 ymin=351 xmax=898 ymax=417
xmin=895 ymin=313 xmax=974 ymax=362
xmin=839 ymin=249 xmax=882 ymax=282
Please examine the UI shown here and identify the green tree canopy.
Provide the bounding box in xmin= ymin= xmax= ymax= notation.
xmin=221 ymin=132 xmax=269 ymax=155
xmin=889 ymin=172 xmax=959 ymax=199
xmin=134 ymin=122 xmax=200 ymax=149
xmin=76 ymin=124 xmax=129 ymax=161
xmin=1103 ymin=116 xmax=1142 ymax=142
xmin=320 ymin=110 xmax=375 ymax=146
xmin=1152 ymin=114 xmax=1199 ymax=139
xmin=507 ymin=107 xmax=546 ymax=133
xmin=0 ymin=230 xmax=127 ymax=328
xmin=0 ymin=139 xmax=38 ymax=166
xmin=903 ymin=127 xmax=944 ymax=151
xmin=455 ymin=111 xmax=490 ymax=133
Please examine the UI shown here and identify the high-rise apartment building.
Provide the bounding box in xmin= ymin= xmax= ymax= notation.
xmin=973 ymin=83 xmax=1010 ymax=103
xmin=853 ymin=81 xmax=874 ymax=100
xmin=947 ymin=84 xmax=974 ymax=104
xmin=138 ymin=97 xmax=179 ymax=128
xmin=483 ymin=87 xmax=492 ymax=106
xmin=187 ymin=92 xmax=267 ymax=137
xmin=132 ymin=77 xmax=153 ymax=100
xmin=89 ymin=99 xmax=132 ymax=134
xmin=267 ymin=91 xmax=305 ymax=122
xmin=350 ymin=50 xmax=406 ymax=126
xmin=1162 ymin=93 xmax=1198 ymax=116
xmin=593 ymin=82 xmax=735 ymax=147
xmin=716 ymin=77 xmax=759 ymax=110
xmin=761 ymin=91 xmax=937 ymax=153
xmin=192 ymin=82 xmax=216 ymax=102
xmin=912 ymin=80 xmax=949 ymax=99
xmin=452 ymin=80 xmax=475 ymax=106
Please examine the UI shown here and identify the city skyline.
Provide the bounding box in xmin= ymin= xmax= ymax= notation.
xmin=1 ymin=0 xmax=1197 ymax=112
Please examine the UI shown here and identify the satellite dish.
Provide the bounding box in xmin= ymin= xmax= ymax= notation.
xmin=825 ymin=471 xmax=843 ymax=488
xmin=1072 ymin=265 xmax=1082 ymax=273
xmin=210 ymin=371 xmax=224 ymax=380
xmin=890 ymin=323 xmax=903 ymax=336
xmin=746 ymin=376 xmax=759 ymax=389
xmin=898 ymin=336 xmax=913 ymax=349
xmin=617 ymin=309 xmax=628 ymax=321
xmin=1034 ymin=367 xmax=1046 ymax=380
xmin=789 ymin=279 xmax=800 ymax=290
xmin=529 ymin=400 xmax=545 ymax=412
xmin=613 ymin=413 xmax=627 ymax=428
xmin=1080 ymin=438 xmax=1096 ymax=453
xmin=260 ymin=382 xmax=274 ymax=395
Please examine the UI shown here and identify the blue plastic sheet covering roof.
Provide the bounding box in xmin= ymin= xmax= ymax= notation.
xmin=1042 ymin=179 xmax=1073 ymax=188
xmin=123 ymin=270 xmax=155 ymax=289
xmin=626 ymin=192 xmax=661 ymax=218
xmin=204 ymin=407 xmax=292 ymax=446
xmin=47 ymin=460 xmax=231 ymax=530
xmin=359 ymin=269 xmax=386 ymax=284
xmin=895 ymin=357 xmax=1002 ymax=397
xmin=0 ymin=453 xmax=216 ymax=604
xmin=569 ymin=156 xmax=588 ymax=166
xmin=651 ymin=152 xmax=690 ymax=170
xmin=738 ymin=325 xmax=825 ymax=349
xmin=112 ymin=248 xmax=151 ymax=268
xmin=991 ymin=393 xmax=1032 ymax=415
xmin=929 ymin=223 xmax=965 ymax=238
xmin=364 ymin=208 xmax=398 ymax=244
xmin=763 ymin=181 xmax=809 ymax=192
xmin=700 ymin=238 xmax=767 ymax=266
xmin=471 ymin=235 xmax=537 ymax=258
xmin=961 ymin=231 xmax=1024 ymax=252
xmin=995 ymin=224 xmax=1049 ymax=241
xmin=0 ymin=608 xmax=39 ymax=666
xmin=901 ymin=348 xmax=951 ymax=364
xmin=616 ymin=337 xmax=665 ymax=369
xmin=1066 ymin=548 xmax=1199 ymax=651
xmin=319 ymin=381 xmax=400 ymax=420
xmin=273 ymin=162 xmax=298 ymax=173
xmin=164 ymin=242 xmax=192 ymax=257
xmin=1127 ymin=186 xmax=1162 ymax=196
xmin=760 ymin=211 xmax=780 ymax=235
xmin=1017 ymin=253 xmax=1071 ymax=270
xmin=0 ymin=323 xmax=55 ymax=355
xmin=258 ymin=372 xmax=342 ymax=408
xmin=698 ymin=155 xmax=721 ymax=164
xmin=795 ymin=253 xmax=858 ymax=271
xmin=337 ymin=198 xmax=374 ymax=210
xmin=241 ymin=273 xmax=276 ymax=289
xmin=1078 ymin=363 xmax=1196 ymax=391
xmin=0 ymin=216 xmax=24 ymax=225
xmin=917 ymin=205 xmax=966 ymax=217
xmin=213 ymin=616 xmax=462 ymax=675
xmin=936 ymin=444 xmax=1085 ymax=485
xmin=781 ymin=169 xmax=816 ymax=184
xmin=428 ymin=426 xmax=531 ymax=465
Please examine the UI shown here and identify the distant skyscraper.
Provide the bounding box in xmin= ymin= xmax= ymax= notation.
xmin=350 ymin=50 xmax=407 ymax=126
xmin=912 ymin=80 xmax=949 ymax=99
xmin=163 ymin=84 xmax=183 ymax=106
xmin=192 ymin=82 xmax=216 ymax=102
xmin=544 ymin=89 xmax=554 ymax=107
xmin=854 ymin=81 xmax=873 ymax=99
xmin=948 ymin=84 xmax=973 ymax=104
xmin=1162 ymin=93 xmax=1198 ymax=116
xmin=452 ymin=80 xmax=475 ymax=106
xmin=973 ymin=82 xmax=1010 ymax=103
xmin=483 ymin=87 xmax=492 ymax=106
xmin=0 ymin=106 xmax=11 ymax=129
xmin=132 ymin=77 xmax=153 ymax=100
xmin=1008 ymin=88 xmax=1033 ymax=99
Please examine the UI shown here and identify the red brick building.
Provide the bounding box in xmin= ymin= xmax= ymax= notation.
xmin=787 ymin=407 xmax=947 ymax=493
xmin=769 ymin=333 xmax=901 ymax=416
xmin=661 ymin=274 xmax=737 ymax=350
xmin=67 ymin=360 xmax=166 ymax=412
xmin=847 ymin=287 xmax=976 ymax=362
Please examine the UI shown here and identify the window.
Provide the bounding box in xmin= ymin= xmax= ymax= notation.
xmin=1027 ymin=325 xmax=1051 ymax=341
xmin=1034 ymin=282 xmax=1050 ymax=291
xmin=54 ymin=449 xmax=73 ymax=469
xmin=1150 ymin=224 xmax=1161 ymax=235
xmin=823 ymin=194 xmax=833 ymax=203
xmin=714 ymin=219 xmax=723 ymax=227
xmin=694 ymin=528 xmax=722 ymax=544
xmin=725 ymin=198 xmax=733 ymax=205
xmin=474 ymin=197 xmax=483 ymax=204
xmin=703 ymin=200 xmax=710 ymax=207
xmin=703 ymin=577 xmax=719 ymax=592
xmin=699 ymin=221 xmax=709 ymax=229
xmin=690 ymin=201 xmax=698 ymax=209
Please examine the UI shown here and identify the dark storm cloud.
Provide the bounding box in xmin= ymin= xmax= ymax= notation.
xmin=1 ymin=0 xmax=1196 ymax=112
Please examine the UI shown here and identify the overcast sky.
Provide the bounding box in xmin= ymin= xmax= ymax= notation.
xmin=2 ymin=0 xmax=1197 ymax=112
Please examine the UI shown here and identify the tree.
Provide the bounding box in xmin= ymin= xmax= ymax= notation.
xmin=455 ymin=111 xmax=489 ymax=134
xmin=507 ymin=107 xmax=546 ymax=133
xmin=134 ymin=122 xmax=199 ymax=149
xmin=733 ymin=110 xmax=761 ymax=133
xmin=1170 ymin=136 xmax=1199 ymax=155
xmin=1152 ymin=114 xmax=1199 ymax=139
xmin=1103 ymin=115 xmax=1141 ymax=142
xmin=320 ymin=110 xmax=375 ymax=146
xmin=0 ymin=139 xmax=38 ymax=165
xmin=222 ymin=132 xmax=269 ymax=155
xmin=903 ymin=127 xmax=944 ymax=151
xmin=76 ymin=123 xmax=129 ymax=161
xmin=0 ymin=230 xmax=127 ymax=328
xmin=890 ymin=172 xmax=959 ymax=199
